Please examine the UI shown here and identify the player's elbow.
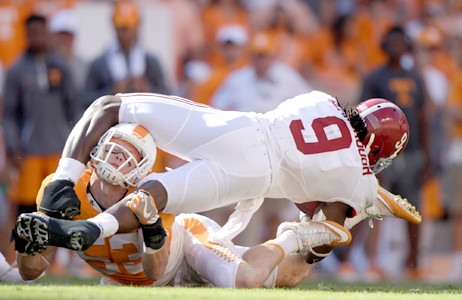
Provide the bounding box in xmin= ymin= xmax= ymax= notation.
xmin=144 ymin=265 xmax=166 ymax=282
xmin=84 ymin=95 xmax=121 ymax=123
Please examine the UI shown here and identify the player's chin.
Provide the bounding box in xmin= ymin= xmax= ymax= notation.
xmin=304 ymin=245 xmax=334 ymax=264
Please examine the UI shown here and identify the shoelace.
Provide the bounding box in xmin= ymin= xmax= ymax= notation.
xmin=368 ymin=216 xmax=383 ymax=229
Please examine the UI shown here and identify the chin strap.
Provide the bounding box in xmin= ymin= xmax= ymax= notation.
xmin=364 ymin=133 xmax=375 ymax=156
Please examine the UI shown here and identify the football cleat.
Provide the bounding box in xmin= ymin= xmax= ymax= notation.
xmin=366 ymin=185 xmax=422 ymax=224
xmin=12 ymin=218 xmax=47 ymax=255
xmin=16 ymin=213 xmax=101 ymax=251
xmin=277 ymin=220 xmax=352 ymax=253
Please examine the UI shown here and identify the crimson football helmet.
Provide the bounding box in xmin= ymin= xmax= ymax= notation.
xmin=355 ymin=98 xmax=409 ymax=174
xmin=90 ymin=123 xmax=157 ymax=188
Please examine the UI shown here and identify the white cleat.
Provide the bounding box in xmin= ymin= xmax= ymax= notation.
xmin=277 ymin=220 xmax=352 ymax=252
xmin=366 ymin=185 xmax=422 ymax=224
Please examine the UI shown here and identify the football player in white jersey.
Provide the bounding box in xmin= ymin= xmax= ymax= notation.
xmin=13 ymin=123 xmax=348 ymax=288
xmin=16 ymin=91 xmax=421 ymax=262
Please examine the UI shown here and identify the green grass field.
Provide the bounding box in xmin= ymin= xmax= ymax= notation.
xmin=1 ymin=276 xmax=461 ymax=300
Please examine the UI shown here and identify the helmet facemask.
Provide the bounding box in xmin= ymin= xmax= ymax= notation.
xmin=364 ymin=133 xmax=392 ymax=174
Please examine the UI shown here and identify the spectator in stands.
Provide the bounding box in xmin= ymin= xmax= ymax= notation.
xmin=359 ymin=26 xmax=430 ymax=279
xmin=0 ymin=0 xmax=31 ymax=68
xmin=49 ymin=9 xmax=87 ymax=97
xmin=211 ymin=31 xmax=311 ymax=112
xmin=82 ymin=0 xmax=169 ymax=108
xmin=200 ymin=0 xmax=251 ymax=65
xmin=444 ymin=32 xmax=462 ymax=283
xmin=2 ymin=14 xmax=79 ymax=241
xmin=187 ymin=24 xmax=249 ymax=104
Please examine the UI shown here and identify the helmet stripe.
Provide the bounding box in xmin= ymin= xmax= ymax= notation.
xmin=133 ymin=125 xmax=149 ymax=139
xmin=359 ymin=102 xmax=398 ymax=119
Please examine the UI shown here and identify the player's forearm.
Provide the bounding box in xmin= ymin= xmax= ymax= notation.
xmin=62 ymin=95 xmax=121 ymax=163
xmin=142 ymin=239 xmax=169 ymax=281
xmin=17 ymin=246 xmax=56 ymax=280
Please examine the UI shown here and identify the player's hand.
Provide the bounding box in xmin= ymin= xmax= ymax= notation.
xmin=39 ymin=180 xmax=80 ymax=220
xmin=126 ymin=190 xmax=159 ymax=225
xmin=125 ymin=190 xmax=165 ymax=250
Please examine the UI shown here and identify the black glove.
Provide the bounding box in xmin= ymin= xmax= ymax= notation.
xmin=141 ymin=217 xmax=167 ymax=250
xmin=39 ymin=180 xmax=80 ymax=220
xmin=10 ymin=227 xmax=45 ymax=255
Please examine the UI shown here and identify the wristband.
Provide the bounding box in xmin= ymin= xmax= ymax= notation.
xmin=51 ymin=158 xmax=86 ymax=184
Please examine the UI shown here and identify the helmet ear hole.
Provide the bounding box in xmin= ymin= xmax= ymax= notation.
xmin=371 ymin=150 xmax=380 ymax=157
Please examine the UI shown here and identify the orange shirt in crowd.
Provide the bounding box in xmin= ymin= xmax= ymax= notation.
xmin=191 ymin=55 xmax=248 ymax=105
xmin=0 ymin=0 xmax=79 ymax=68
xmin=0 ymin=0 xmax=31 ymax=67
xmin=447 ymin=67 xmax=462 ymax=138
xmin=201 ymin=2 xmax=250 ymax=65
xmin=201 ymin=3 xmax=250 ymax=43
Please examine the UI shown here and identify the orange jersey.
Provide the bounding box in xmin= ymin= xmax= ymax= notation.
xmin=36 ymin=170 xmax=175 ymax=286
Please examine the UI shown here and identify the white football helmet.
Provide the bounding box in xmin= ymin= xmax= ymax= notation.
xmin=90 ymin=123 xmax=157 ymax=188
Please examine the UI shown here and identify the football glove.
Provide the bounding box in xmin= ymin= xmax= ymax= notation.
xmin=126 ymin=190 xmax=165 ymax=250
xmin=39 ymin=180 xmax=81 ymax=220
xmin=126 ymin=190 xmax=159 ymax=225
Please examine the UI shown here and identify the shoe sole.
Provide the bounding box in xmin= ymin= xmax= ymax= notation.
xmin=377 ymin=185 xmax=422 ymax=224
xmin=16 ymin=214 xmax=47 ymax=253
xmin=17 ymin=214 xmax=85 ymax=251
xmin=17 ymin=214 xmax=48 ymax=245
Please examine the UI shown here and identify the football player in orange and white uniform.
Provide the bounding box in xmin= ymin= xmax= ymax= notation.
xmin=15 ymin=123 xmax=348 ymax=288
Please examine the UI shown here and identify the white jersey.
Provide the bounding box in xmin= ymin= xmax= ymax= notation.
xmin=262 ymin=91 xmax=378 ymax=211
xmin=119 ymin=91 xmax=377 ymax=215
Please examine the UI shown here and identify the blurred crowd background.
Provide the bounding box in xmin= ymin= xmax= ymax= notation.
xmin=1 ymin=0 xmax=462 ymax=284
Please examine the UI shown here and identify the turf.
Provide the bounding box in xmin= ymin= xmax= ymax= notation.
xmin=1 ymin=277 xmax=461 ymax=300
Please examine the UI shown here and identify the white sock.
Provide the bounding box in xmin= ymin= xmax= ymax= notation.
xmin=88 ymin=213 xmax=119 ymax=238
xmin=0 ymin=253 xmax=11 ymax=277
xmin=264 ymin=230 xmax=300 ymax=257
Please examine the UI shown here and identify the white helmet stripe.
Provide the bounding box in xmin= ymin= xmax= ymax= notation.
xmin=359 ymin=102 xmax=397 ymax=119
